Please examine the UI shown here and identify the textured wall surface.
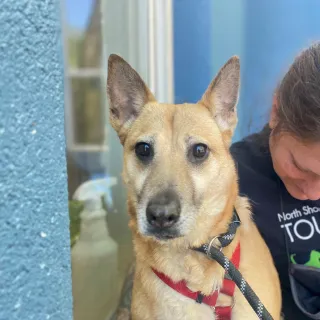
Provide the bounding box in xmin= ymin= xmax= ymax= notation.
xmin=0 ymin=1 xmax=73 ymax=320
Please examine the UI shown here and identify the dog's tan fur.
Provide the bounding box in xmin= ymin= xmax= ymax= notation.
xmin=107 ymin=54 xmax=281 ymax=320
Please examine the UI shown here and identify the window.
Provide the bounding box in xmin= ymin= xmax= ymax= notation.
xmin=63 ymin=0 xmax=106 ymax=147
xmin=61 ymin=1 xmax=174 ymax=319
xmin=61 ymin=0 xmax=108 ymax=197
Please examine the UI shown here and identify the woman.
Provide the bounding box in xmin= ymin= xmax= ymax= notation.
xmin=231 ymin=43 xmax=320 ymax=319
xmin=112 ymin=43 xmax=320 ymax=320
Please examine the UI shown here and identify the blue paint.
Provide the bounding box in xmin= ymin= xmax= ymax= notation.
xmin=0 ymin=1 xmax=72 ymax=320
xmin=211 ymin=1 xmax=245 ymax=73
xmin=211 ymin=0 xmax=245 ymax=142
xmin=173 ymin=0 xmax=244 ymax=140
xmin=173 ymin=0 xmax=213 ymax=103
xmin=239 ymin=0 xmax=320 ymax=139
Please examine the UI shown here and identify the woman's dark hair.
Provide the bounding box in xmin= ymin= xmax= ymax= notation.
xmin=274 ymin=42 xmax=320 ymax=142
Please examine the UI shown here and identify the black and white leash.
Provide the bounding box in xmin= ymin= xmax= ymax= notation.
xmin=193 ymin=210 xmax=274 ymax=320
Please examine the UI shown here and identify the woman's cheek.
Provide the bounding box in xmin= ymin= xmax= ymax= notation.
xmin=286 ymin=162 xmax=303 ymax=179
xmin=278 ymin=156 xmax=297 ymax=179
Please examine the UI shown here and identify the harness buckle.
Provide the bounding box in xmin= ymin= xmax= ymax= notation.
xmin=207 ymin=236 xmax=223 ymax=256
xmin=196 ymin=293 xmax=205 ymax=304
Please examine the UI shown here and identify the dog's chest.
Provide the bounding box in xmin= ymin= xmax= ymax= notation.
xmin=153 ymin=276 xmax=216 ymax=320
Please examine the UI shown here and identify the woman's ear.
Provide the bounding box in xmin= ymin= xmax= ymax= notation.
xmin=269 ymin=94 xmax=279 ymax=129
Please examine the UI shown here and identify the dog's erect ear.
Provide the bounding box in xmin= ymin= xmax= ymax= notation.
xmin=107 ymin=54 xmax=156 ymax=143
xmin=199 ymin=56 xmax=240 ymax=144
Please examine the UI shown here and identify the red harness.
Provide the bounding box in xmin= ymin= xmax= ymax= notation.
xmin=152 ymin=243 xmax=241 ymax=320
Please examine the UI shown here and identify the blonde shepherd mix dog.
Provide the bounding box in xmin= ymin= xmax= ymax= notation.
xmin=107 ymin=54 xmax=281 ymax=320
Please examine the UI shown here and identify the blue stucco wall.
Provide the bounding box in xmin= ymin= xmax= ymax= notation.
xmin=0 ymin=1 xmax=73 ymax=320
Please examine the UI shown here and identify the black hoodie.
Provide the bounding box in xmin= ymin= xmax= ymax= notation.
xmin=230 ymin=126 xmax=320 ymax=319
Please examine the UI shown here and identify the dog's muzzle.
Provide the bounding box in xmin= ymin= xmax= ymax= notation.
xmin=146 ymin=189 xmax=181 ymax=240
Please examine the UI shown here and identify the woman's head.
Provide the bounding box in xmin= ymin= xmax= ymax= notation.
xmin=269 ymin=42 xmax=320 ymax=200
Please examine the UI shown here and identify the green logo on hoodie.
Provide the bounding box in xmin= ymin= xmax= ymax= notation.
xmin=291 ymin=250 xmax=320 ymax=268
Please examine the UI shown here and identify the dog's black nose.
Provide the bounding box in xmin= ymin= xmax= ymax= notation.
xmin=146 ymin=190 xmax=181 ymax=229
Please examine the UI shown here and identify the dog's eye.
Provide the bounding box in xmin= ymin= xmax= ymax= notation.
xmin=135 ymin=142 xmax=153 ymax=162
xmin=188 ymin=143 xmax=209 ymax=163
xmin=193 ymin=144 xmax=208 ymax=158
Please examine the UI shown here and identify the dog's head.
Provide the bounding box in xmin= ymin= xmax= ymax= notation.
xmin=107 ymin=55 xmax=240 ymax=244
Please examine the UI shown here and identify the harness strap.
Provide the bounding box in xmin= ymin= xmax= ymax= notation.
xmin=152 ymin=243 xmax=240 ymax=318
xmin=194 ymin=244 xmax=274 ymax=320
xmin=215 ymin=305 xmax=232 ymax=320
xmin=152 ymin=268 xmax=218 ymax=307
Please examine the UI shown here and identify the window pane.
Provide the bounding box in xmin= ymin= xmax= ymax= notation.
xmin=65 ymin=0 xmax=101 ymax=68
xmin=62 ymin=1 xmax=140 ymax=320
xmin=71 ymin=77 xmax=105 ymax=144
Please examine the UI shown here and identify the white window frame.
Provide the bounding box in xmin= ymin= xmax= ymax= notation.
xmin=148 ymin=0 xmax=174 ymax=103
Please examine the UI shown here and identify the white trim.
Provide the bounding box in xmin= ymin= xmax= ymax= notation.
xmin=165 ymin=0 xmax=174 ymax=104
xmin=148 ymin=0 xmax=174 ymax=103
xmin=148 ymin=0 xmax=156 ymax=95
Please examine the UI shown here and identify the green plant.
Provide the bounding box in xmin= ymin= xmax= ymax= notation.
xmin=69 ymin=200 xmax=84 ymax=247
xmin=68 ymin=196 xmax=109 ymax=247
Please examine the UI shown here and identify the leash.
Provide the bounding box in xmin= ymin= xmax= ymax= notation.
xmin=193 ymin=210 xmax=274 ymax=320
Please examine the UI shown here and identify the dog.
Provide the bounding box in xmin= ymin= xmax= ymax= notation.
xmin=107 ymin=54 xmax=281 ymax=320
